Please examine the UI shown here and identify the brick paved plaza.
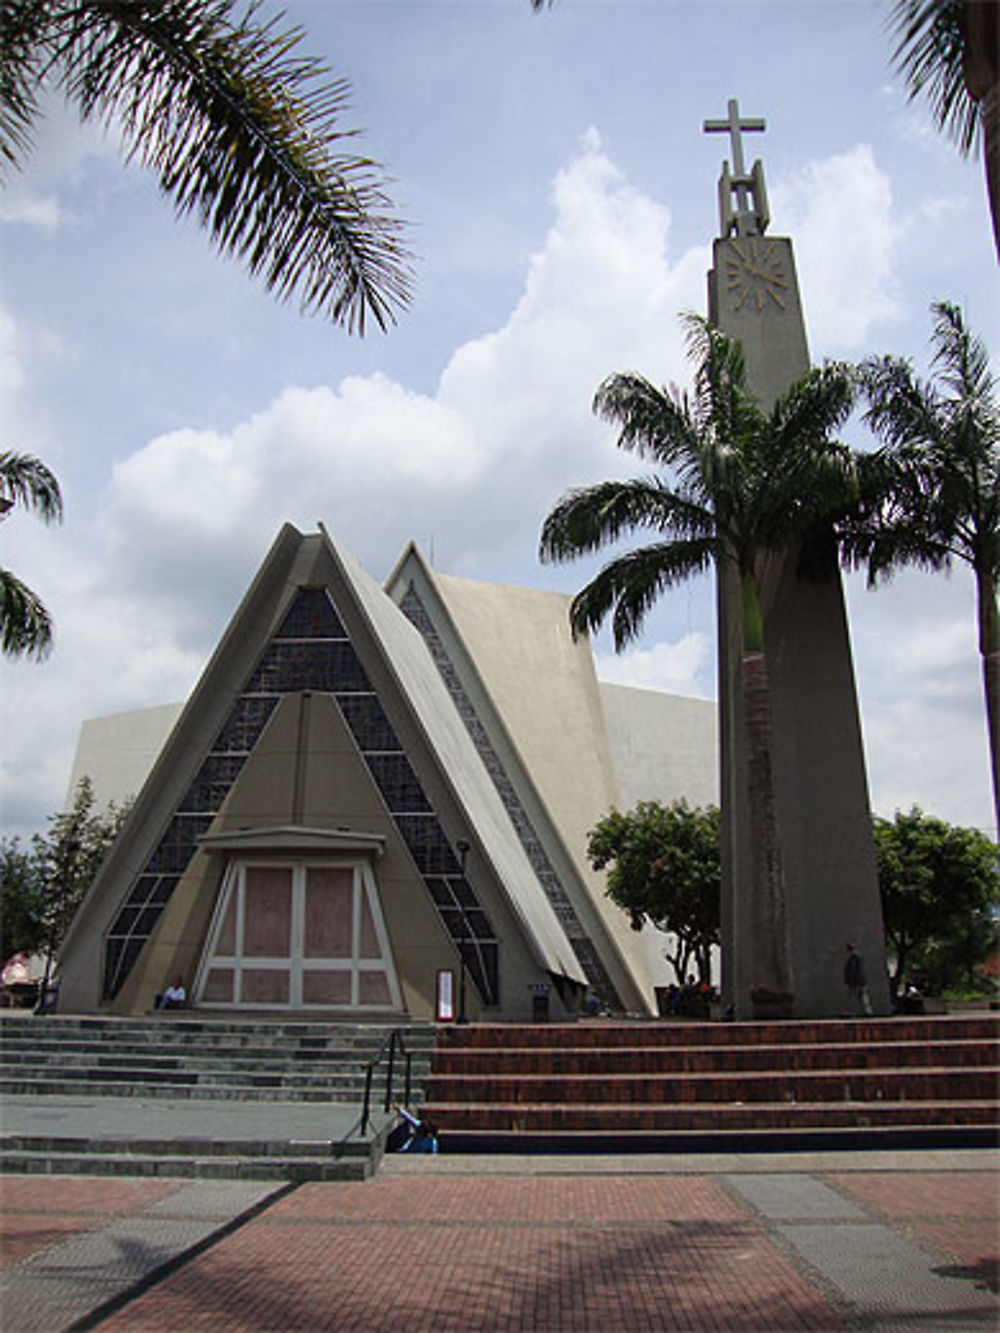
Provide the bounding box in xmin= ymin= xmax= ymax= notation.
xmin=1 ymin=1151 xmax=997 ymax=1331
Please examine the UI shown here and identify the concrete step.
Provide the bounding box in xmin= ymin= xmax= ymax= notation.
xmin=0 ymin=1076 xmax=368 ymax=1101
xmin=0 ymin=1149 xmax=371 ymax=1181
xmin=0 ymin=1039 xmax=433 ymax=1065
xmin=1 ymin=1132 xmax=371 ymax=1159
xmin=0 ymin=1058 xmax=424 ymax=1086
xmin=0 ymin=1020 xmax=436 ymax=1050
xmin=0 ymin=1017 xmax=433 ymax=1108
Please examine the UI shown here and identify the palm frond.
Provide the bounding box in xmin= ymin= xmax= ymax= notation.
xmin=0 ymin=1 xmax=47 ymax=172
xmin=770 ymin=363 xmax=856 ymax=453
xmin=539 ymin=477 xmax=711 ymax=564
xmin=592 ymin=373 xmax=699 ymax=470
xmin=568 ymin=539 xmax=717 ymax=649
xmin=43 ymin=0 xmax=410 ymax=333
xmin=856 ymin=301 xmax=999 ymax=587
xmin=930 ymin=300 xmax=996 ymax=405
xmin=859 ymin=355 xmax=943 ymax=451
xmin=0 ymin=452 xmax=64 ymax=524
xmin=0 ymin=568 xmax=54 ymax=660
xmin=889 ymin=0 xmax=982 ymax=157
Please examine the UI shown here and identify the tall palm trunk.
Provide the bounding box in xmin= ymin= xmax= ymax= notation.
xmin=978 ymin=566 xmax=1000 ymax=836
xmin=739 ymin=575 xmax=794 ymax=1017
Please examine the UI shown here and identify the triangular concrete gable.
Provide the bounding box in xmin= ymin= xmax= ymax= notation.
xmin=384 ymin=543 xmax=655 ymax=1014
xmin=59 ymin=525 xmax=585 ymax=1018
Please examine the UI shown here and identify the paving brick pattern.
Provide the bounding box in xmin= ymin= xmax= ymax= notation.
xmin=0 ymin=1178 xmax=179 ymax=1268
xmin=1 ymin=1159 xmax=996 ymax=1332
xmin=100 ymin=1179 xmax=838 ymax=1332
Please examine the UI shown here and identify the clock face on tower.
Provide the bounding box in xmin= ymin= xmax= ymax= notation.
xmin=722 ymin=237 xmax=788 ymax=312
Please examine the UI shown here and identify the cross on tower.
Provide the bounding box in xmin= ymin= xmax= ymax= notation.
xmin=703 ymin=98 xmax=769 ymax=238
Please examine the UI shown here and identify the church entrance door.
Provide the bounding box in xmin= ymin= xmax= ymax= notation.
xmin=195 ymin=860 xmax=401 ymax=1011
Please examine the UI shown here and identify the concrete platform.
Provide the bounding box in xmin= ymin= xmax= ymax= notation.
xmin=1 ymin=1148 xmax=996 ymax=1331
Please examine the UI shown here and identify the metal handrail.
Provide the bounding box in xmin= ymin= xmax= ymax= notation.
xmin=360 ymin=1028 xmax=412 ymax=1135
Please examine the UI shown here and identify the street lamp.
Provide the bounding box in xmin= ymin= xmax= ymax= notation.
xmin=455 ymin=839 xmax=470 ymax=1025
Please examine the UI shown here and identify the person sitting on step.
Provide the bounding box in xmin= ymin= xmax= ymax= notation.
xmin=155 ymin=976 xmax=186 ymax=1010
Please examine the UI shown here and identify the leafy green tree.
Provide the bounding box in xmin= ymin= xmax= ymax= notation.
xmin=540 ymin=314 xmax=858 ymax=1014
xmin=587 ymin=800 xmax=720 ymax=986
xmin=873 ymin=806 xmax=999 ymax=997
xmin=0 ymin=0 xmax=411 ymax=332
xmin=0 ymin=838 xmax=46 ymax=961
xmin=888 ymin=1 xmax=998 ymax=257
xmin=852 ymin=302 xmax=999 ymax=834
xmin=0 ymin=777 xmax=130 ymax=967
xmin=0 ymin=450 xmax=63 ymax=660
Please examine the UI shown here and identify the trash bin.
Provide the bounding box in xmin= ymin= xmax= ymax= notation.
xmin=529 ymin=982 xmax=550 ymax=1022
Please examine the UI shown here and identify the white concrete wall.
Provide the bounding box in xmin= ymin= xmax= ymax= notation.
xmin=67 ymin=704 xmax=182 ymax=811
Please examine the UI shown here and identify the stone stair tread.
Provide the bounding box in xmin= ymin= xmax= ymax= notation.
xmin=1 ymin=1134 xmax=369 ymax=1158
xmin=0 ymin=1149 xmax=370 ymax=1181
xmin=0 ymin=1079 xmax=361 ymax=1101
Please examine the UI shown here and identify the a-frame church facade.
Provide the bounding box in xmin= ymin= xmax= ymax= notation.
xmin=58 ymin=524 xmax=717 ymax=1022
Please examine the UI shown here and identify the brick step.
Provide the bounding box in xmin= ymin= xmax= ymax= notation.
xmin=423 ymin=1098 xmax=1000 ymax=1133
xmin=429 ymin=1039 xmax=996 ymax=1076
xmin=433 ymin=1123 xmax=999 ymax=1155
xmin=434 ymin=1016 xmax=999 ymax=1050
xmin=0 ymin=1149 xmax=369 ymax=1182
xmin=424 ymin=1067 xmax=996 ymax=1106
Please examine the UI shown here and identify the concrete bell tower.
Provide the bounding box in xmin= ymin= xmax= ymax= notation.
xmin=704 ymin=100 xmax=890 ymax=1019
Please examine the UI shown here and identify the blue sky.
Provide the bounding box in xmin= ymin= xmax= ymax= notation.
xmin=1 ymin=0 xmax=997 ymax=841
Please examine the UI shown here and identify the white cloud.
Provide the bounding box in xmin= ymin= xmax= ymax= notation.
xmin=595 ymin=634 xmax=712 ymax=698
xmin=0 ymin=189 xmax=62 ymax=229
xmin=99 ymin=131 xmax=711 ymax=614
xmin=0 ymin=309 xmax=25 ymax=404
xmin=845 ymin=566 xmax=991 ymax=836
xmin=772 ymin=145 xmax=902 ymax=351
xmin=0 ymin=127 xmax=988 ymax=850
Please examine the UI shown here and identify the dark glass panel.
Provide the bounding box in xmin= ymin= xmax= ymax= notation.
xmin=179 ymin=755 xmax=247 ymax=812
xmin=394 ymin=817 xmax=460 ymax=875
xmin=135 ymin=906 xmax=161 ymax=935
xmin=338 ymin=695 xmax=399 ymax=753
xmin=145 ymin=815 xmax=211 ymax=874
xmin=104 ymin=936 xmax=145 ymax=1000
xmin=463 ymin=910 xmax=492 ymax=939
xmin=148 ymin=876 xmax=178 ymax=904
xmin=366 ymin=754 xmax=432 ymax=813
xmin=425 ymin=878 xmax=455 ymax=907
xmin=246 ymin=640 xmax=371 ymax=695
xmin=212 ymin=696 xmax=278 ymax=754
xmin=110 ymin=906 xmax=140 ymax=934
xmin=450 ymin=876 xmax=478 ymax=908
xmin=273 ymin=586 xmax=346 ymax=641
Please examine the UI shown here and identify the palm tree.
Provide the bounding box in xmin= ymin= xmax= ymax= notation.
xmin=888 ymin=1 xmax=999 ymax=258
xmin=0 ymin=452 xmax=64 ymax=661
xmin=852 ymin=300 xmax=999 ymax=834
xmin=539 ymin=316 xmax=858 ymax=1015
xmin=0 ymin=0 xmax=411 ymax=333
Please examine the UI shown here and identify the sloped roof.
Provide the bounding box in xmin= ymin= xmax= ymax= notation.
xmin=322 ymin=528 xmax=586 ymax=984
